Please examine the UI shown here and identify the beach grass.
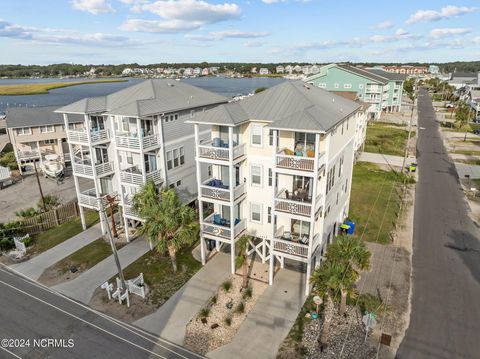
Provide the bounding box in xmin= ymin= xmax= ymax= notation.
xmin=0 ymin=79 xmax=127 ymax=95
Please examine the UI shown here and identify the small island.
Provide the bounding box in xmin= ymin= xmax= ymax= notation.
xmin=0 ymin=79 xmax=128 ymax=96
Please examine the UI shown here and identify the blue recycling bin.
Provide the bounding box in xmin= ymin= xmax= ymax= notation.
xmin=344 ymin=220 xmax=355 ymax=235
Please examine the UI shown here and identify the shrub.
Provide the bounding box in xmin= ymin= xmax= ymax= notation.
xmin=224 ymin=315 xmax=232 ymax=326
xmin=199 ymin=307 xmax=210 ymax=319
xmin=242 ymin=286 xmax=253 ymax=300
xmin=221 ymin=280 xmax=232 ymax=292
xmin=234 ymin=301 xmax=245 ymax=314
xmin=15 ymin=207 xmax=37 ymax=219
xmin=210 ymin=295 xmax=217 ymax=305
xmin=0 ymin=238 xmax=14 ymax=251
xmin=357 ymin=293 xmax=382 ymax=315
xmin=0 ymin=152 xmax=18 ymax=170
xmin=38 ymin=194 xmax=60 ymax=212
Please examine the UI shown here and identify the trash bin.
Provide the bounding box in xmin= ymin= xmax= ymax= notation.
xmin=344 ymin=220 xmax=355 ymax=235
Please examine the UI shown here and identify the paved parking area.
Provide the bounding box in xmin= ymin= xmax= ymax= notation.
xmin=0 ymin=171 xmax=88 ymax=223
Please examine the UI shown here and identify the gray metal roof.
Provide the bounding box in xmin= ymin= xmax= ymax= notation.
xmin=55 ymin=79 xmax=227 ymax=116
xmin=188 ymin=81 xmax=361 ymax=133
xmin=337 ymin=64 xmax=388 ymax=84
xmin=367 ymin=68 xmax=407 ymax=81
xmin=6 ymin=106 xmax=83 ymax=129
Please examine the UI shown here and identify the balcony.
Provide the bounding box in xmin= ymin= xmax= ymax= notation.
xmin=67 ymin=128 xmax=109 ymax=145
xmin=201 ymin=213 xmax=246 ymax=240
xmin=120 ymin=166 xmax=163 ymax=186
xmin=271 ymin=227 xmax=320 ymax=259
xmin=365 ymin=87 xmax=381 ymax=94
xmin=274 ymin=188 xmax=312 ymax=217
xmin=17 ymin=150 xmax=41 ymax=160
xmin=199 ymin=179 xmax=245 ymax=203
xmin=122 ymin=196 xmax=143 ymax=220
xmin=78 ymin=189 xmax=107 ymax=210
xmin=275 ymin=150 xmax=326 ymax=173
xmin=72 ymin=161 xmax=114 ymax=177
xmin=115 ymin=133 xmax=160 ymax=151
xmin=198 ymin=140 xmax=245 ymax=162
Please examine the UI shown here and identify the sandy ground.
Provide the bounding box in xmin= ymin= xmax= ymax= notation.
xmin=440 ymin=130 xmax=480 ymax=153
xmin=184 ymin=259 xmax=268 ymax=355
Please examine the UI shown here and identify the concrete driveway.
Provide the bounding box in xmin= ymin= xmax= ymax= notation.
xmin=0 ymin=171 xmax=88 ymax=223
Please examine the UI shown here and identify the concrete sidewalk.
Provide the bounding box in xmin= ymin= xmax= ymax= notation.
xmin=454 ymin=162 xmax=480 ymax=179
xmin=358 ymin=152 xmax=411 ymax=168
xmin=12 ymin=224 xmax=103 ymax=281
xmin=208 ymin=268 xmax=306 ymax=359
xmin=133 ymin=252 xmax=231 ymax=345
xmin=52 ymin=237 xmax=150 ymax=304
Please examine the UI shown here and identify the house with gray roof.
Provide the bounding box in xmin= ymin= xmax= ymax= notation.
xmin=5 ymin=106 xmax=83 ymax=173
xmin=305 ymin=63 xmax=407 ymax=117
xmin=187 ymin=81 xmax=367 ymax=295
xmin=55 ymin=79 xmax=227 ymax=238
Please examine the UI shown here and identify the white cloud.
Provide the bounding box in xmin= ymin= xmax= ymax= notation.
xmin=406 ymin=5 xmax=476 ymax=24
xmin=71 ymin=0 xmax=115 ymax=14
xmin=370 ymin=35 xmax=391 ymax=43
xmin=373 ymin=21 xmax=394 ymax=30
xmin=473 ymin=36 xmax=480 ymax=44
xmin=121 ymin=0 xmax=241 ymax=33
xmin=430 ymin=28 xmax=471 ymax=38
xmin=244 ymin=40 xmax=264 ymax=47
xmin=261 ymin=0 xmax=286 ymax=4
xmin=186 ymin=30 xmax=269 ymax=41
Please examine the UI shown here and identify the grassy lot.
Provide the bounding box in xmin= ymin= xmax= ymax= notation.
xmin=441 ymin=123 xmax=480 ymax=133
xmin=364 ymin=123 xmax=412 ymax=157
xmin=349 ymin=163 xmax=411 ymax=244
xmin=31 ymin=209 xmax=99 ymax=254
xmin=120 ymin=242 xmax=202 ymax=307
xmin=451 ymin=150 xmax=480 ymax=156
xmin=52 ymin=238 xmax=124 ymax=274
xmin=0 ymin=79 xmax=127 ymax=95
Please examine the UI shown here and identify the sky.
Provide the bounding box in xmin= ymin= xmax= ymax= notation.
xmin=0 ymin=0 xmax=479 ymax=65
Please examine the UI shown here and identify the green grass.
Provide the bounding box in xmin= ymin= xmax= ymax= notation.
xmin=53 ymin=238 xmax=124 ymax=274
xmin=455 ymin=159 xmax=480 ymax=165
xmin=364 ymin=124 xmax=412 ymax=156
xmin=31 ymin=210 xmax=99 ymax=254
xmin=451 ymin=150 xmax=480 ymax=156
xmin=349 ymin=163 xmax=411 ymax=244
xmin=120 ymin=242 xmax=201 ymax=307
xmin=0 ymin=79 xmax=127 ymax=95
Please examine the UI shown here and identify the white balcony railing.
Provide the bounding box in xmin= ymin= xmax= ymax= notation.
xmin=78 ymin=189 xmax=104 ymax=210
xmin=198 ymin=141 xmax=246 ymax=161
xmin=73 ymin=161 xmax=114 ymax=177
xmin=120 ymin=167 xmax=162 ymax=186
xmin=276 ymin=152 xmax=315 ymax=172
xmin=200 ymin=180 xmax=246 ymax=202
xmin=201 ymin=214 xmax=246 ymax=239
xmin=67 ymin=129 xmax=109 ymax=144
xmin=95 ymin=161 xmax=114 ymax=176
xmin=17 ymin=150 xmax=41 ymax=159
xmin=72 ymin=162 xmax=93 ymax=176
xmin=272 ymin=238 xmax=309 ymax=258
xmin=274 ymin=189 xmax=312 ymax=217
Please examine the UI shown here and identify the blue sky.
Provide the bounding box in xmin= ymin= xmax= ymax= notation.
xmin=1 ymin=0 xmax=479 ymax=64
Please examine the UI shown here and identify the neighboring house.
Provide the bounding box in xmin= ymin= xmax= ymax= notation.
xmin=429 ymin=65 xmax=440 ymax=74
xmin=293 ymin=65 xmax=302 ymax=73
xmin=201 ymin=68 xmax=209 ymax=76
xmin=184 ymin=68 xmax=193 ymax=76
xmin=448 ymin=72 xmax=479 ymax=90
xmin=310 ymin=65 xmax=320 ymax=74
xmin=382 ymin=65 xmax=428 ymax=75
xmin=305 ymin=63 xmax=406 ymax=117
xmin=251 ymin=67 xmax=257 ymax=74
xmin=187 ymin=81 xmax=362 ymax=295
xmin=259 ymin=68 xmax=269 ymax=75
xmin=193 ymin=67 xmax=202 ymax=75
xmin=276 ymin=65 xmax=284 ymax=74
xmin=301 ymin=65 xmax=311 ymax=75
xmin=55 ymin=80 xmax=227 ymax=238
xmin=6 ymin=106 xmax=82 ymax=174
xmin=285 ymin=65 xmax=293 ymax=74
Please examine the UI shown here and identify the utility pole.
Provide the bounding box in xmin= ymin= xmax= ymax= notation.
xmin=100 ymin=200 xmax=126 ymax=289
xmin=402 ymin=84 xmax=417 ymax=172
xmin=33 ymin=161 xmax=46 ymax=212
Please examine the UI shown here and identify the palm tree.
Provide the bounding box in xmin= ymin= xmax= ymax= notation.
xmin=133 ymin=180 xmax=199 ymax=273
xmin=235 ymin=235 xmax=250 ymax=289
xmin=324 ymin=235 xmax=370 ymax=315
xmin=311 ymin=260 xmax=356 ymax=347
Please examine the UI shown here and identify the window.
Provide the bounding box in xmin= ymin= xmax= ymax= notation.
xmin=339 ymin=156 xmax=344 ymax=177
xmin=127 ymin=152 xmax=133 ymax=165
xmin=251 ymin=164 xmax=262 ymax=186
xmin=166 ymin=146 xmax=184 ymax=170
xmin=251 ymin=125 xmax=263 ymax=146
xmin=318 ymin=83 xmax=326 ymax=88
xmin=164 ymin=113 xmax=179 ymax=122
xmin=169 ymin=183 xmax=175 ymax=189
xmin=359 ymin=84 xmax=364 ymax=89
xmin=176 ymin=180 xmax=182 ymax=186
xmin=42 ymin=139 xmax=55 ymax=145
xmin=268 ymin=168 xmax=273 ymax=186
xmin=268 ymin=129 xmax=279 ymax=146
xmin=267 ymin=207 xmax=272 ymax=224
xmin=344 ymin=84 xmax=352 ymax=89
xmin=40 ymin=125 xmax=54 ymax=133
xmin=190 ymin=110 xmax=194 ymax=118
xmin=16 ymin=127 xmax=31 ymax=135
xmin=251 ymin=203 xmax=262 ymax=223
xmin=207 ymin=165 xmax=212 ymax=177
xmin=334 ymin=83 xmax=339 ymax=89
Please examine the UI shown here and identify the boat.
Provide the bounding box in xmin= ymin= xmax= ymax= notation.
xmin=42 ymin=154 xmax=64 ymax=179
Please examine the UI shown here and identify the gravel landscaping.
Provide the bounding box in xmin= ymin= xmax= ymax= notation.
xmin=184 ymin=269 xmax=268 ymax=355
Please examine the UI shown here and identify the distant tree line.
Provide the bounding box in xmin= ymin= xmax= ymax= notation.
xmin=1 ymin=61 xmax=479 ymax=78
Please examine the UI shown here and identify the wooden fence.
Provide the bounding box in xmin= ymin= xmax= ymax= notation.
xmin=20 ymin=201 xmax=79 ymax=235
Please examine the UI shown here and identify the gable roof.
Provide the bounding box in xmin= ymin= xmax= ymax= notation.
xmin=336 ymin=64 xmax=388 ymax=84
xmin=187 ymin=81 xmax=361 ymax=133
xmin=55 ymin=79 xmax=227 ymax=117
xmin=367 ymin=68 xmax=407 ymax=81
xmin=6 ymin=106 xmax=83 ymax=129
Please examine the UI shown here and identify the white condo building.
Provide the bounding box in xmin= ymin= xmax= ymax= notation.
xmin=55 ymin=80 xmax=227 ymax=238
xmin=188 ymin=81 xmax=365 ymax=295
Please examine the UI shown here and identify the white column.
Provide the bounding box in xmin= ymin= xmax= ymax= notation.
xmin=305 ymin=258 xmax=312 ymax=296
xmin=124 ymin=217 xmax=130 ymax=242
xmin=57 ymin=138 xmax=64 ymax=162
xmin=269 ymin=252 xmax=274 ymax=285
xmin=37 ymin=141 xmax=43 ymax=169
xmin=137 ymin=118 xmax=146 ymax=183
xmin=194 ymin=124 xmax=206 ymax=265
xmin=269 ymin=129 xmax=279 ymax=280
xmin=157 ymin=114 xmax=168 ymax=186
xmin=228 ymin=126 xmax=235 ymax=274
xmin=73 ymin=175 xmax=86 ymax=230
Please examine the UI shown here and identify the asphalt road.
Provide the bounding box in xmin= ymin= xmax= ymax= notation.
xmin=0 ymin=266 xmax=203 ymax=359
xmin=397 ymin=89 xmax=480 ymax=358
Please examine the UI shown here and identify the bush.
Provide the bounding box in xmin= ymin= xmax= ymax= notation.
xmin=242 ymin=286 xmax=253 ymax=300
xmin=221 ymin=280 xmax=232 ymax=292
xmin=0 ymin=151 xmax=18 ymax=170
xmin=15 ymin=207 xmax=37 ymax=219
xmin=234 ymin=301 xmax=245 ymax=314
xmin=210 ymin=295 xmax=217 ymax=305
xmin=38 ymin=194 xmax=60 ymax=212
xmin=0 ymin=238 xmax=14 ymax=251
xmin=199 ymin=307 xmax=210 ymax=319
xmin=224 ymin=315 xmax=232 ymax=326
xmin=357 ymin=293 xmax=382 ymax=315
xmin=254 ymin=87 xmax=266 ymax=94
